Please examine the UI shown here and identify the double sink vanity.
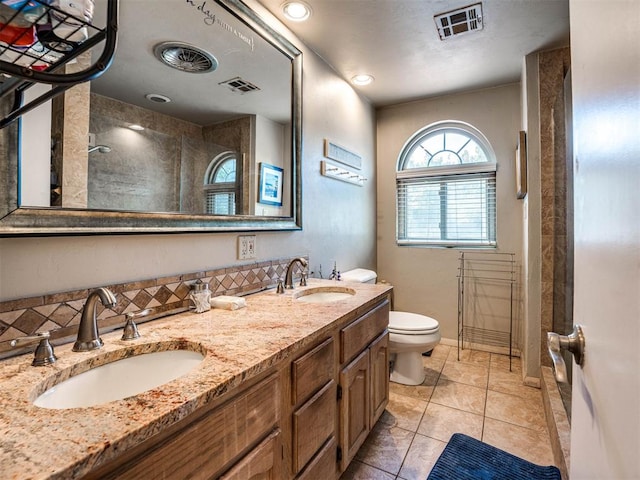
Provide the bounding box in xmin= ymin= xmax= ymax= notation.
xmin=0 ymin=279 xmax=392 ymax=480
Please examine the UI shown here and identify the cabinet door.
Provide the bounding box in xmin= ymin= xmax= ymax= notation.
xmin=339 ymin=349 xmax=370 ymax=471
xmin=219 ymin=429 xmax=281 ymax=480
xmin=369 ymin=331 xmax=389 ymax=427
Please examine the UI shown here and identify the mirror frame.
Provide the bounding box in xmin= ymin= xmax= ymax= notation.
xmin=0 ymin=0 xmax=302 ymax=236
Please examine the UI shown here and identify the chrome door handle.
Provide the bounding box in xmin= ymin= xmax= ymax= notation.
xmin=547 ymin=325 xmax=585 ymax=383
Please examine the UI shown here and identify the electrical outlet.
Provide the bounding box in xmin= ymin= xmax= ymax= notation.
xmin=238 ymin=235 xmax=256 ymax=260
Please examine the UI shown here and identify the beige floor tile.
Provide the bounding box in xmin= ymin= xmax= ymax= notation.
xmin=441 ymin=360 xmax=489 ymax=388
xmin=379 ymin=391 xmax=428 ymax=432
xmin=485 ymin=389 xmax=546 ymax=432
xmin=390 ymin=377 xmax=435 ymax=402
xmin=430 ymin=379 xmax=486 ymax=415
xmin=453 ymin=348 xmax=491 ymax=366
xmin=397 ymin=433 xmax=447 ymax=480
xmin=340 ymin=460 xmax=395 ymax=480
xmin=483 ymin=417 xmax=555 ymax=466
xmin=488 ymin=368 xmax=542 ymax=401
xmin=417 ymin=402 xmax=483 ymax=442
xmin=428 ymin=344 xmax=451 ymax=360
xmin=355 ymin=422 xmax=415 ymax=475
xmin=421 ymin=357 xmax=445 ymax=378
xmin=490 ymin=353 xmax=522 ymax=372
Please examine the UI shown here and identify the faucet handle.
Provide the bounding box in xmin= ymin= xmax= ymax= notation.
xmin=10 ymin=331 xmax=57 ymax=367
xmin=299 ymin=271 xmax=308 ymax=287
xmin=121 ymin=309 xmax=150 ymax=341
xmin=276 ymin=278 xmax=285 ymax=294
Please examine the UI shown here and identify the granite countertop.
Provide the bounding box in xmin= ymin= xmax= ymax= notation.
xmin=0 ymin=279 xmax=392 ymax=480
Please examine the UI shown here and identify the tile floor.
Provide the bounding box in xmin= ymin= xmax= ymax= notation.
xmin=340 ymin=344 xmax=556 ymax=480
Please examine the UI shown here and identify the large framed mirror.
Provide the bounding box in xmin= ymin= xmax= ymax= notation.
xmin=0 ymin=0 xmax=302 ymax=235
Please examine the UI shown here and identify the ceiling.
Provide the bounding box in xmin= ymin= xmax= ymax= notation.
xmin=257 ymin=0 xmax=570 ymax=106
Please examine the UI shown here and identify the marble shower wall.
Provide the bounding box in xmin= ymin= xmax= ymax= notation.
xmin=538 ymin=47 xmax=571 ymax=368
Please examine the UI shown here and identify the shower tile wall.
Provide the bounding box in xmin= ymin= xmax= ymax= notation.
xmin=0 ymin=257 xmax=306 ymax=355
xmin=89 ymin=94 xmax=201 ymax=212
xmin=537 ymin=47 xmax=571 ymax=368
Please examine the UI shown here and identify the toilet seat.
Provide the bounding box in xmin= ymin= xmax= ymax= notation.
xmin=389 ymin=311 xmax=439 ymax=335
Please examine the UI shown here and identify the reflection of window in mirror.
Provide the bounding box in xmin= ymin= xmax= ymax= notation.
xmin=204 ymin=151 xmax=238 ymax=215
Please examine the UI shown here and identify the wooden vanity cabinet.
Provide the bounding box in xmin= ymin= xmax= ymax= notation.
xmin=83 ymin=295 xmax=390 ymax=480
xmin=338 ymin=300 xmax=390 ymax=471
xmin=287 ymin=297 xmax=390 ymax=479
xmin=289 ymin=337 xmax=338 ymax=479
xmin=84 ymin=373 xmax=280 ymax=480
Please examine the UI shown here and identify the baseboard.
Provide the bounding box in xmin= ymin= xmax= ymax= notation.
xmin=440 ymin=337 xmax=521 ymax=358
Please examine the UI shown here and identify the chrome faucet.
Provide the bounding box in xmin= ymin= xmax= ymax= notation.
xmin=73 ymin=287 xmax=117 ymax=352
xmin=284 ymin=257 xmax=308 ymax=289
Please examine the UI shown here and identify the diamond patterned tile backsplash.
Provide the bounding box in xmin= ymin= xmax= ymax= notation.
xmin=0 ymin=257 xmax=306 ymax=356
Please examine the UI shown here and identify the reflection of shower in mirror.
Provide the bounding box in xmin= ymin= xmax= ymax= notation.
xmin=88 ymin=145 xmax=112 ymax=154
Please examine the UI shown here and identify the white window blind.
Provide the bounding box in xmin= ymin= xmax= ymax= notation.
xmin=397 ymin=171 xmax=496 ymax=246
xmin=206 ymin=190 xmax=235 ymax=215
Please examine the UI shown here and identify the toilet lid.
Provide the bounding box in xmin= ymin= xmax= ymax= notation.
xmin=389 ymin=311 xmax=439 ymax=334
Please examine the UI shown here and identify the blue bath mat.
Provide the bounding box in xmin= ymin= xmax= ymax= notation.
xmin=427 ymin=433 xmax=561 ymax=480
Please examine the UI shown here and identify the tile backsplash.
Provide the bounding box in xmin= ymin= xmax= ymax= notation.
xmin=0 ymin=257 xmax=306 ymax=356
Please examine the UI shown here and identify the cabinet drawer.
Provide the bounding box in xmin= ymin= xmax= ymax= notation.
xmin=296 ymin=436 xmax=337 ymax=480
xmin=341 ymin=300 xmax=389 ymax=364
xmin=292 ymin=379 xmax=337 ymax=474
xmin=219 ymin=429 xmax=281 ymax=480
xmin=109 ymin=374 xmax=279 ymax=480
xmin=292 ymin=337 xmax=334 ymax=406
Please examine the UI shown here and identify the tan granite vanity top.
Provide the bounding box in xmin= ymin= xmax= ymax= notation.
xmin=0 ymin=279 xmax=392 ymax=480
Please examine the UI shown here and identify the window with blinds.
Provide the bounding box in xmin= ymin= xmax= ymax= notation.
xmin=396 ymin=122 xmax=497 ymax=247
xmin=204 ymin=152 xmax=238 ymax=215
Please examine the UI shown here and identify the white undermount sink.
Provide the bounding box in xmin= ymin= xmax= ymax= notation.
xmin=294 ymin=286 xmax=356 ymax=304
xmin=34 ymin=349 xmax=205 ymax=409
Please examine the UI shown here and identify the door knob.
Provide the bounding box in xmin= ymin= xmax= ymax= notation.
xmin=547 ymin=325 xmax=585 ymax=383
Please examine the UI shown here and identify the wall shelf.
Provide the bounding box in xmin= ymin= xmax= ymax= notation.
xmin=0 ymin=0 xmax=118 ymax=127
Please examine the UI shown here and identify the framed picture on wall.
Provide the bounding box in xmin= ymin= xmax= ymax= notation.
xmin=516 ymin=130 xmax=527 ymax=199
xmin=258 ymin=163 xmax=284 ymax=206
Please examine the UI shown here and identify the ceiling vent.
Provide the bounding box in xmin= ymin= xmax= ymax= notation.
xmin=434 ymin=3 xmax=483 ymax=40
xmin=154 ymin=42 xmax=218 ymax=74
xmin=218 ymin=77 xmax=261 ymax=94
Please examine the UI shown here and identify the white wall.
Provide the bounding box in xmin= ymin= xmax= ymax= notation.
xmin=0 ymin=1 xmax=377 ymax=301
xmin=522 ymin=53 xmax=543 ymax=380
xmin=376 ymin=84 xmax=523 ymax=343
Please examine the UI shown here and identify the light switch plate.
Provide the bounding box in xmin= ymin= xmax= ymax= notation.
xmin=238 ymin=235 xmax=256 ymax=260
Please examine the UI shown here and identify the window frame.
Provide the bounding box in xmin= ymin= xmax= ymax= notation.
xmin=396 ymin=121 xmax=498 ymax=248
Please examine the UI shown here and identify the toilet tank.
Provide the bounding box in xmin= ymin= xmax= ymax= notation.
xmin=341 ymin=268 xmax=377 ymax=284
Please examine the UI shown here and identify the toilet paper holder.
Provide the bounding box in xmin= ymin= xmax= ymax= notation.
xmin=547 ymin=324 xmax=585 ymax=383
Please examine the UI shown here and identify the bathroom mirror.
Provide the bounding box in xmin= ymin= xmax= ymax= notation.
xmin=0 ymin=0 xmax=302 ymax=235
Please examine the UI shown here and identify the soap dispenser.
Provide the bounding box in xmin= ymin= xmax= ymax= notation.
xmin=189 ymin=279 xmax=211 ymax=313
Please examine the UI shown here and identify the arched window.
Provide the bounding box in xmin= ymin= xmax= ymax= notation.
xmin=204 ymin=151 xmax=237 ymax=215
xmin=396 ymin=121 xmax=497 ymax=247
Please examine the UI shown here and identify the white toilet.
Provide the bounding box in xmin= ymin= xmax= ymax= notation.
xmin=340 ymin=269 xmax=441 ymax=386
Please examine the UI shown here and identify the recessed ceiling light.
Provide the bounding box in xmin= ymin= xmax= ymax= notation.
xmin=351 ymin=74 xmax=374 ymax=86
xmin=282 ymin=1 xmax=312 ymax=21
xmin=145 ymin=93 xmax=171 ymax=104
xmin=128 ymin=124 xmax=145 ymax=131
